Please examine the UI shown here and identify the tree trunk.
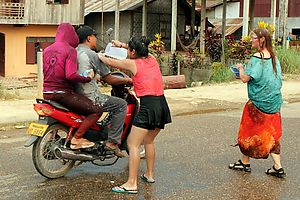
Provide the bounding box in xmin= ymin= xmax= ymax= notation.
xmin=270 ymin=0 xmax=277 ymax=39
xmin=163 ymin=75 xmax=186 ymax=89
xmin=191 ymin=0 xmax=195 ymax=38
xmin=279 ymin=0 xmax=288 ymax=48
xmin=200 ymin=0 xmax=206 ymax=55
xmin=249 ymin=0 xmax=255 ymax=31
xmin=221 ymin=0 xmax=226 ymax=63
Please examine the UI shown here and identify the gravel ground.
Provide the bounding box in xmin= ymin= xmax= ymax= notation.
xmin=0 ymin=76 xmax=112 ymax=100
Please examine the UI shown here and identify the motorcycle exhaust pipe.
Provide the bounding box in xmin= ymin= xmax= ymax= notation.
xmin=54 ymin=146 xmax=95 ymax=161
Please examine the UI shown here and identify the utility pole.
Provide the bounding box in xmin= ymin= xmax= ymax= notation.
xmin=101 ymin=0 xmax=104 ymax=44
xmin=142 ymin=0 xmax=147 ymax=36
xmin=114 ymin=0 xmax=120 ymax=40
xmin=37 ymin=51 xmax=43 ymax=99
xmin=171 ymin=0 xmax=177 ymax=53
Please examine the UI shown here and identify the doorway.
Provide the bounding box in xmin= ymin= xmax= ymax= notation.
xmin=0 ymin=33 xmax=4 ymax=77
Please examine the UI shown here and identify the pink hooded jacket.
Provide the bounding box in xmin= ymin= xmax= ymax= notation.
xmin=43 ymin=23 xmax=91 ymax=92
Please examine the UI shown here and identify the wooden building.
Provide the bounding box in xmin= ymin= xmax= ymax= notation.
xmin=0 ymin=0 xmax=84 ymax=77
xmin=84 ymin=0 xmax=203 ymax=51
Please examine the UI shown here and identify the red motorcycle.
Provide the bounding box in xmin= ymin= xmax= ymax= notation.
xmin=24 ymin=72 xmax=139 ymax=179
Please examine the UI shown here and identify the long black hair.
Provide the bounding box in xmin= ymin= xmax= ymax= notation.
xmin=128 ymin=36 xmax=150 ymax=58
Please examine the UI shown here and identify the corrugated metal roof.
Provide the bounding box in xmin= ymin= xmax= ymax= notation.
xmin=210 ymin=18 xmax=242 ymax=36
xmin=186 ymin=0 xmax=240 ymax=10
xmin=84 ymin=0 xmax=236 ymax=16
xmin=84 ymin=0 xmax=152 ymax=16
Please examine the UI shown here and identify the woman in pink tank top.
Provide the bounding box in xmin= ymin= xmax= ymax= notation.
xmin=99 ymin=36 xmax=171 ymax=194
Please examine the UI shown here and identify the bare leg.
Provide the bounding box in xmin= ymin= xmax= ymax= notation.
xmin=143 ymin=128 xmax=160 ymax=181
xmin=120 ymin=126 xmax=148 ymax=190
xmin=270 ymin=153 xmax=282 ymax=169
xmin=229 ymin=153 xmax=251 ymax=172
xmin=242 ymin=154 xmax=250 ymax=164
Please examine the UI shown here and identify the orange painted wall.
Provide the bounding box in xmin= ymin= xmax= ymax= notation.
xmin=0 ymin=24 xmax=57 ymax=77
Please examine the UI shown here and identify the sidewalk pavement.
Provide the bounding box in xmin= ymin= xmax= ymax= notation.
xmin=0 ymin=80 xmax=300 ymax=126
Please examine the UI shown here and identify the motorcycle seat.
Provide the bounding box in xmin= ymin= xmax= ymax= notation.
xmin=36 ymin=98 xmax=70 ymax=112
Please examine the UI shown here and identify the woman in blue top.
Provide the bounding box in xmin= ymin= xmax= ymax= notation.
xmin=229 ymin=28 xmax=285 ymax=178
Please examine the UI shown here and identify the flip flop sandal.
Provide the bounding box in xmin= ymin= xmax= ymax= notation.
xmin=70 ymin=141 xmax=95 ymax=149
xmin=140 ymin=174 xmax=155 ymax=183
xmin=229 ymin=159 xmax=251 ymax=172
xmin=265 ymin=166 xmax=286 ymax=178
xmin=112 ymin=186 xmax=138 ymax=194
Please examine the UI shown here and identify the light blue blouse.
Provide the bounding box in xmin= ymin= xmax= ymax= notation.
xmin=244 ymin=56 xmax=282 ymax=113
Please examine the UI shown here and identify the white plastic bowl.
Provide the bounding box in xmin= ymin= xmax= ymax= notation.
xmin=104 ymin=42 xmax=128 ymax=60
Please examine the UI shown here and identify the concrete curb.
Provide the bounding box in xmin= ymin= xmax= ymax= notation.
xmin=0 ymin=80 xmax=300 ymax=127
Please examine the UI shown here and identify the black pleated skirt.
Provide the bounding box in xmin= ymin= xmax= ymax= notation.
xmin=133 ymin=95 xmax=172 ymax=130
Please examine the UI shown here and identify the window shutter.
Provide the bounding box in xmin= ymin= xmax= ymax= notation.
xmin=46 ymin=0 xmax=54 ymax=4
xmin=60 ymin=0 xmax=69 ymax=4
xmin=40 ymin=42 xmax=53 ymax=50
xmin=26 ymin=42 xmax=35 ymax=64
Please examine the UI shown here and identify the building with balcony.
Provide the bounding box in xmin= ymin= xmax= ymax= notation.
xmin=0 ymin=0 xmax=84 ymax=77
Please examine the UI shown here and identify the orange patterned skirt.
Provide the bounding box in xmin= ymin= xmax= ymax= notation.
xmin=238 ymin=101 xmax=282 ymax=159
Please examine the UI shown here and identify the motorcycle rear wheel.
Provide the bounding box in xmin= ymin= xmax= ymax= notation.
xmin=32 ymin=124 xmax=75 ymax=179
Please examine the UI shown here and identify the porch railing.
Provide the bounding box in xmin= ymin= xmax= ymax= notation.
xmin=0 ymin=2 xmax=25 ymax=19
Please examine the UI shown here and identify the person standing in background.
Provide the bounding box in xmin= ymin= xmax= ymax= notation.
xmin=229 ymin=28 xmax=285 ymax=178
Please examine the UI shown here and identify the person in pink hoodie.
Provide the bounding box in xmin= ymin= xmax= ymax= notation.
xmin=43 ymin=23 xmax=103 ymax=149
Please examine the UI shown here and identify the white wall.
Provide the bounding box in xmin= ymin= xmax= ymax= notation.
xmin=214 ymin=2 xmax=240 ymax=19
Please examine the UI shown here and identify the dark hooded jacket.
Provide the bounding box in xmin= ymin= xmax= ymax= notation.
xmin=43 ymin=23 xmax=91 ymax=92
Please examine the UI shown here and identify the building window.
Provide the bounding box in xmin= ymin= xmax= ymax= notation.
xmin=26 ymin=37 xmax=54 ymax=64
xmin=292 ymin=29 xmax=300 ymax=35
xmin=46 ymin=0 xmax=69 ymax=4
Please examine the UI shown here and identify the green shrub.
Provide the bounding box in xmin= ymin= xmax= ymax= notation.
xmin=226 ymin=36 xmax=254 ymax=61
xmin=275 ymin=47 xmax=300 ymax=74
xmin=209 ymin=62 xmax=235 ymax=83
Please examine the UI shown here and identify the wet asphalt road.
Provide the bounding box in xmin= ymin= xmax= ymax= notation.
xmin=0 ymin=103 xmax=299 ymax=200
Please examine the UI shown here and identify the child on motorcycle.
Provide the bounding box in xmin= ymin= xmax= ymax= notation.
xmin=98 ymin=36 xmax=172 ymax=194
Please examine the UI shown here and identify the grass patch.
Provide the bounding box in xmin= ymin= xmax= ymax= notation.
xmin=209 ymin=62 xmax=236 ymax=83
xmin=276 ymin=47 xmax=300 ymax=74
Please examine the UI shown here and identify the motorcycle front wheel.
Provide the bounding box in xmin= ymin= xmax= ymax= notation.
xmin=32 ymin=124 xmax=75 ymax=179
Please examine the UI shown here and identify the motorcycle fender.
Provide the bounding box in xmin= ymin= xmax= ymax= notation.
xmin=24 ymin=135 xmax=39 ymax=147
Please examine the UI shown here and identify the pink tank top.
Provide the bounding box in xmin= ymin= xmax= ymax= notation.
xmin=132 ymin=56 xmax=164 ymax=98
